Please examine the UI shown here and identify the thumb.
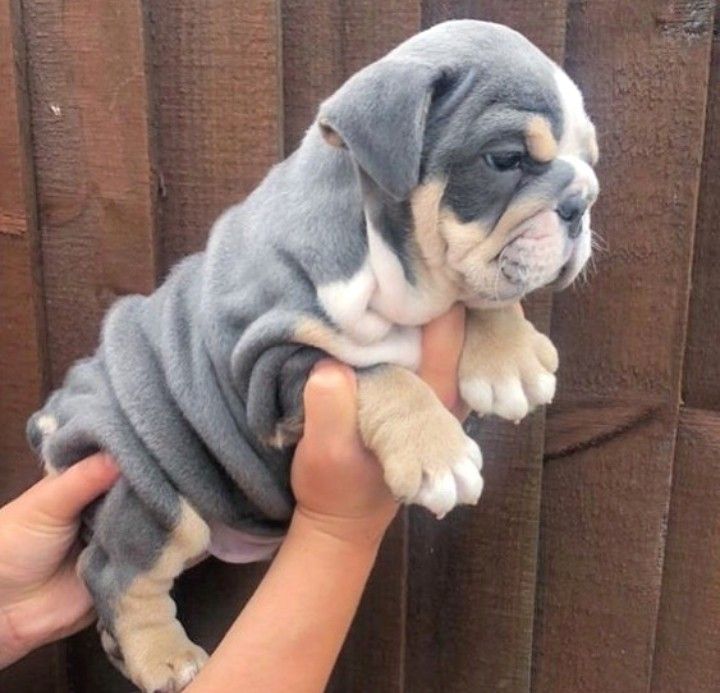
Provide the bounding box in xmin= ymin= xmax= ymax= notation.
xmin=20 ymin=454 xmax=120 ymax=526
xmin=301 ymin=360 xmax=359 ymax=446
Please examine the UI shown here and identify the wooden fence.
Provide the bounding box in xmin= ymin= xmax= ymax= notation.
xmin=1 ymin=0 xmax=719 ymax=690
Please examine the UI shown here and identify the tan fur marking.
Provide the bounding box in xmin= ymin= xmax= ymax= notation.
xmin=438 ymin=208 xmax=492 ymax=266
xmin=459 ymin=307 xmax=559 ymax=421
xmin=111 ymin=500 xmax=210 ymax=692
xmin=293 ymin=316 xmax=420 ymax=370
xmin=526 ymin=115 xmax=558 ymax=162
xmin=264 ymin=414 xmax=304 ymax=449
xmin=439 ymin=197 xmax=548 ymax=269
xmin=410 ymin=180 xmax=448 ymax=268
xmin=294 ymin=317 xmax=342 ymax=354
xmin=585 ymin=124 xmax=600 ymax=165
xmin=318 ymin=119 xmax=345 ymax=148
xmin=357 ymin=366 xmax=473 ymax=500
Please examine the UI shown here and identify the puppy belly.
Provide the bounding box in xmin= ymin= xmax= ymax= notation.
xmin=207 ymin=520 xmax=283 ymax=563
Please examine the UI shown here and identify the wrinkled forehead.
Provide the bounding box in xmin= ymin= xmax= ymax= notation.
xmin=393 ymin=20 xmax=597 ymax=163
xmin=457 ymin=64 xmax=597 ymax=165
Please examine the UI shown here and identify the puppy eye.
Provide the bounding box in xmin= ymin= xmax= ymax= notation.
xmin=483 ymin=152 xmax=523 ymax=172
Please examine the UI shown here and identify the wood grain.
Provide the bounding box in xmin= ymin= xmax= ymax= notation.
xmin=0 ymin=0 xmax=46 ymax=499
xmin=651 ymin=409 xmax=720 ymax=692
xmin=404 ymin=6 xmax=567 ymax=693
xmin=0 ymin=2 xmax=55 ymax=689
xmin=147 ymin=0 xmax=283 ymax=273
xmin=21 ymin=0 xmax=158 ymax=386
xmin=652 ymin=16 xmax=720 ymax=691
xmin=534 ymin=1 xmax=716 ymax=691
xmin=681 ymin=10 xmax=720 ymax=413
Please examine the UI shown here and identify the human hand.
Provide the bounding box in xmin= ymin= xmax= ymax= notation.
xmin=290 ymin=304 xmax=468 ymax=547
xmin=0 ymin=454 xmax=119 ymax=668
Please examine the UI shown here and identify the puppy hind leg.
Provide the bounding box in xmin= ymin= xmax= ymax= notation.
xmin=80 ymin=492 xmax=210 ymax=693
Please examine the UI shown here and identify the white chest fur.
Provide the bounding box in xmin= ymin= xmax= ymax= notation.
xmin=315 ymin=219 xmax=456 ymax=371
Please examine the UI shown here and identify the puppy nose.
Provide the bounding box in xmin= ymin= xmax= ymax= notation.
xmin=557 ymin=194 xmax=587 ymax=239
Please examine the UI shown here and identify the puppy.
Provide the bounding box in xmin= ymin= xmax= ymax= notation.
xmin=27 ymin=20 xmax=598 ymax=692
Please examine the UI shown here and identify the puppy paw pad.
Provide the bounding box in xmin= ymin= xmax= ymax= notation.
xmin=459 ymin=379 xmax=493 ymax=415
xmin=138 ymin=644 xmax=208 ymax=693
xmin=492 ymin=380 xmax=530 ymax=422
xmin=412 ymin=440 xmax=484 ymax=518
xmin=524 ymin=371 xmax=556 ymax=407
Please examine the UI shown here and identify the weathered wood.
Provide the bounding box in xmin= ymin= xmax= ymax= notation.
xmin=405 ymin=6 xmax=566 ymax=693
xmin=0 ymin=2 xmax=55 ymax=689
xmin=652 ymin=17 xmax=720 ymax=691
xmin=681 ymin=11 xmax=720 ymax=413
xmin=283 ymin=3 xmax=421 ymax=690
xmin=282 ymin=0 xmax=344 ymax=155
xmin=0 ymin=0 xmax=46 ymax=500
xmin=534 ymin=2 xmax=716 ymax=691
xmin=651 ymin=409 xmax=720 ymax=692
xmin=21 ymin=0 xmax=158 ymax=385
xmin=147 ymin=0 xmax=283 ymax=272
xmin=422 ymin=0 xmax=568 ymax=57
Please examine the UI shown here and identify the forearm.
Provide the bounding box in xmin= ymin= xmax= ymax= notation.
xmin=189 ymin=511 xmax=384 ymax=692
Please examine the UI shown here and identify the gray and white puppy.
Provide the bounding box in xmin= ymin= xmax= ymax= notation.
xmin=27 ymin=20 xmax=598 ymax=692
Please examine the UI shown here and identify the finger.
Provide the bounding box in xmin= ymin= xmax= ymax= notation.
xmin=21 ymin=454 xmax=120 ymax=526
xmin=418 ymin=303 xmax=466 ymax=409
xmin=302 ymin=360 xmax=359 ymax=445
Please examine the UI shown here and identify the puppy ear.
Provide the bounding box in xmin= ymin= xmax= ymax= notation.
xmin=318 ymin=61 xmax=472 ymax=200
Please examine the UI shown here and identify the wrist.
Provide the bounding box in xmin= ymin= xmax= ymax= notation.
xmin=290 ymin=504 xmax=396 ymax=553
xmin=0 ymin=603 xmax=31 ymax=669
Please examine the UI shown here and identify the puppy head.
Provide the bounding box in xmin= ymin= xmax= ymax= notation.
xmin=317 ymin=20 xmax=599 ymax=306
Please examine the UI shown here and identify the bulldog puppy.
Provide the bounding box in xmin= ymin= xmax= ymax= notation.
xmin=27 ymin=20 xmax=598 ymax=692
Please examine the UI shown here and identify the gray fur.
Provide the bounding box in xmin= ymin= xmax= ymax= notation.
xmin=26 ymin=19 xmax=581 ymax=671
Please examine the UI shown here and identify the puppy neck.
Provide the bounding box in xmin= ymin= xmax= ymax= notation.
xmin=362 ymin=178 xmax=462 ymax=325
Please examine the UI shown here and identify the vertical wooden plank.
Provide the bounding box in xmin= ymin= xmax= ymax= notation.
xmin=0 ymin=2 xmax=60 ymax=690
xmin=651 ymin=410 xmax=720 ymax=692
xmin=534 ymin=2 xmax=715 ymax=691
xmin=147 ymin=0 xmax=283 ymax=273
xmin=0 ymin=0 xmax=46 ymax=501
xmin=283 ymin=4 xmax=421 ymax=691
xmin=405 ymin=5 xmax=566 ymax=693
xmin=19 ymin=0 xmax=158 ymax=689
xmin=282 ymin=1 xmax=343 ymax=156
xmin=652 ymin=15 xmax=720 ymax=691
xmin=21 ymin=0 xmax=158 ymax=386
xmin=679 ymin=11 xmax=720 ymax=414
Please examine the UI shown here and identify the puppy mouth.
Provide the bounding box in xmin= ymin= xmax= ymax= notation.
xmin=482 ymin=215 xmax=574 ymax=302
xmin=491 ymin=209 xmax=563 ymax=262
xmin=456 ymin=208 xmax=589 ymax=307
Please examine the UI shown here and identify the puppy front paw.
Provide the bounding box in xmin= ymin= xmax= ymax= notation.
xmin=358 ymin=365 xmax=484 ymax=519
xmin=381 ymin=409 xmax=484 ymax=518
xmin=459 ymin=308 xmax=558 ymax=422
xmin=411 ymin=436 xmax=484 ymax=518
